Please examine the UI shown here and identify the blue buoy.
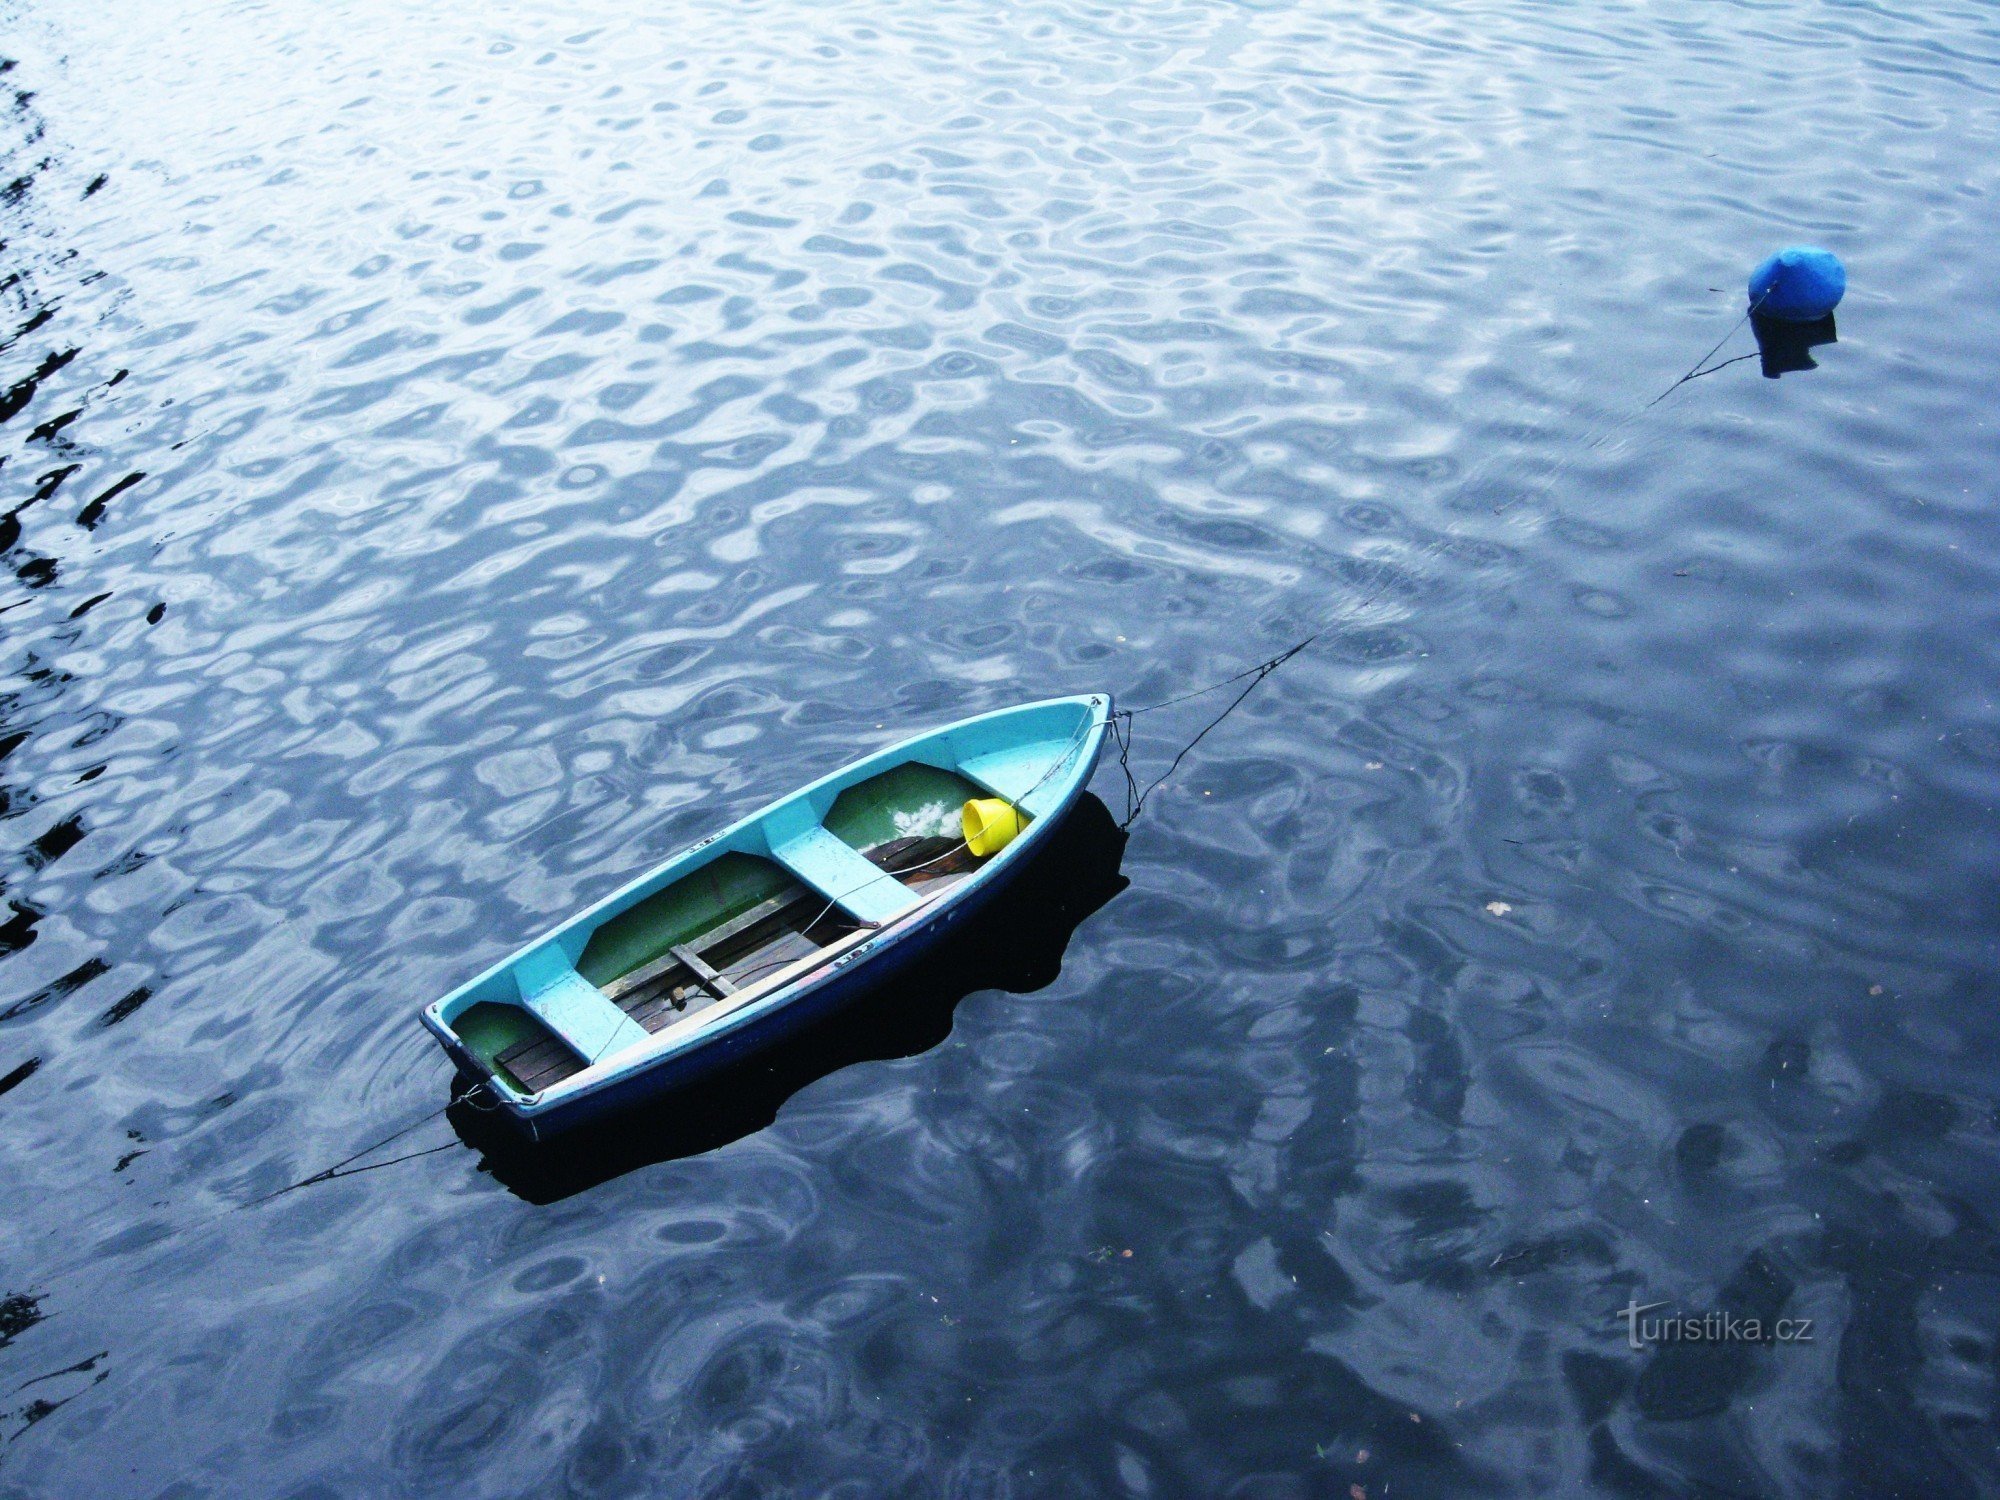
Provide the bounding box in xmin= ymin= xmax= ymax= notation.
xmin=1748 ymin=246 xmax=1845 ymax=322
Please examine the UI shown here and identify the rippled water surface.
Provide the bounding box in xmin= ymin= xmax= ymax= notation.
xmin=3 ymin=0 xmax=1999 ymax=1493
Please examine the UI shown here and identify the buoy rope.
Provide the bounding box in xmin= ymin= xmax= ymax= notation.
xmin=1108 ymin=635 xmax=1315 ymax=828
xmin=239 ymin=1076 xmax=501 ymax=1207
xmin=1646 ymin=288 xmax=1771 ymax=408
xmin=1093 ymin=282 xmax=1786 ymax=821
xmin=5 ymin=1071 xmax=505 ymax=1301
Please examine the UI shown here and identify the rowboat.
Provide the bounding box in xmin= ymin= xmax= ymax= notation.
xmin=451 ymin=791 xmax=1131 ymax=1203
xmin=421 ymin=694 xmax=1111 ymax=1139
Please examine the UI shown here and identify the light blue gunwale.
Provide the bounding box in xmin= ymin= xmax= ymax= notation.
xmin=420 ymin=693 xmax=1110 ymax=1127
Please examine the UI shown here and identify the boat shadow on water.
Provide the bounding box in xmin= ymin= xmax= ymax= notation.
xmin=446 ymin=792 xmax=1130 ymax=1204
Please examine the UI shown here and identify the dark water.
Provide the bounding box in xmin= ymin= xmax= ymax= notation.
xmin=3 ymin=0 xmax=1999 ymax=1493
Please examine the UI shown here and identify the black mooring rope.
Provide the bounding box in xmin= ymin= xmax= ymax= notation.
xmin=241 ymin=1077 xmax=499 ymax=1207
xmin=1109 ymin=634 xmax=1315 ymax=829
xmin=1647 ymin=289 xmax=1770 ymax=408
xmin=1106 ymin=283 xmax=1777 ymax=806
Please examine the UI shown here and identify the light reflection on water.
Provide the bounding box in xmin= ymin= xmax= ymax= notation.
xmin=2 ymin=0 xmax=1999 ymax=1493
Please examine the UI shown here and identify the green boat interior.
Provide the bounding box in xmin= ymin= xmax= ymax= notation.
xmin=457 ymin=761 xmax=1021 ymax=1094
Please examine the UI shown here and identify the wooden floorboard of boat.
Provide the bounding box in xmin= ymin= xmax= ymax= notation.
xmin=494 ymin=1035 xmax=584 ymax=1093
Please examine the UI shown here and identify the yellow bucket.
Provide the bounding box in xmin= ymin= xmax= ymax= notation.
xmin=962 ymin=797 xmax=1022 ymax=857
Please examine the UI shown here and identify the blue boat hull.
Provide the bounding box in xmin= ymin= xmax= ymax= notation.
xmin=422 ymin=694 xmax=1111 ymax=1139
